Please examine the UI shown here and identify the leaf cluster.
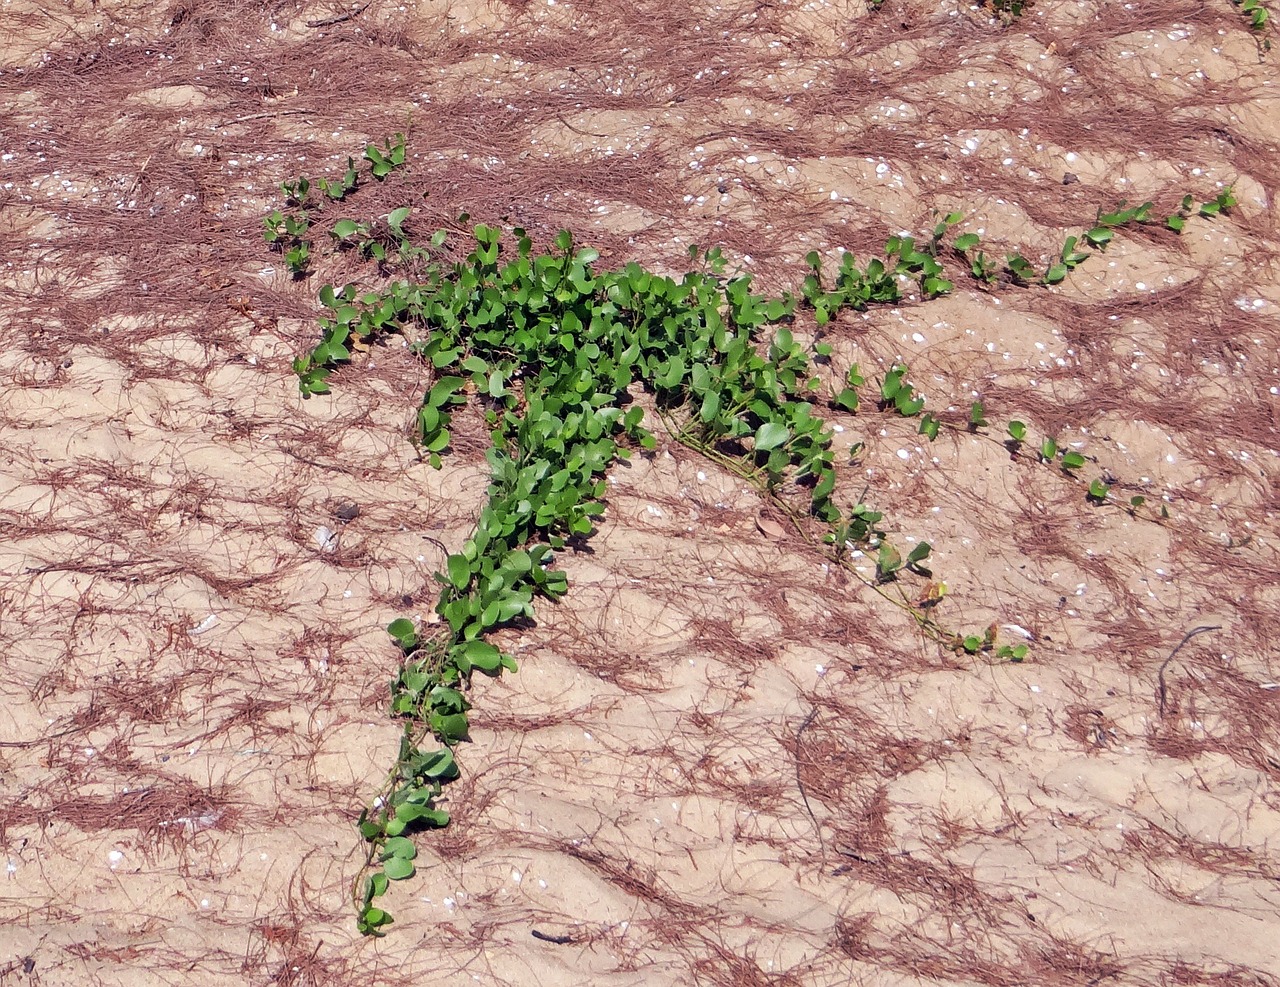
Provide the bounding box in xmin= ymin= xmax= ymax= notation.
xmin=311 ymin=222 xmax=908 ymax=931
xmin=260 ymin=135 xmax=410 ymax=279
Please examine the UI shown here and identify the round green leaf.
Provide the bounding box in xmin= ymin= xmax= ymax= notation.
xmin=383 ymin=856 xmax=416 ymax=881
xmin=387 ymin=618 xmax=416 ymax=648
xmin=446 ymin=554 xmax=471 ymax=591
xmin=755 ymin=422 xmax=790 ymax=452
xmin=382 ymin=836 xmax=417 ymax=860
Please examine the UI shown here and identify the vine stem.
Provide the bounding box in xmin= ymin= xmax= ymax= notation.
xmin=658 ymin=409 xmax=960 ymax=649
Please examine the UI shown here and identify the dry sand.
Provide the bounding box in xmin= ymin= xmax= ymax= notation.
xmin=2 ymin=0 xmax=1279 ymax=983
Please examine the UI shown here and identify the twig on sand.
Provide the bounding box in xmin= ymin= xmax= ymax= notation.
xmin=125 ymin=154 xmax=153 ymax=198
xmin=307 ymin=2 xmax=370 ymax=27
xmin=1156 ymin=624 xmax=1222 ymax=718
xmin=211 ymin=109 xmax=313 ymax=129
xmin=793 ymin=706 xmax=825 ymax=859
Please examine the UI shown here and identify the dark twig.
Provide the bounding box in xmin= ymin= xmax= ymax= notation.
xmin=306 ymin=2 xmax=370 ymax=27
xmin=1156 ymin=625 xmax=1222 ymax=718
xmin=211 ymin=110 xmax=314 ymax=129
xmin=792 ymin=706 xmax=825 ymax=859
xmin=0 ymin=725 xmax=82 ymax=748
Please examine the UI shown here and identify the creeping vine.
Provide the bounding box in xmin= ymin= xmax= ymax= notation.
xmin=267 ymin=138 xmax=1237 ymax=933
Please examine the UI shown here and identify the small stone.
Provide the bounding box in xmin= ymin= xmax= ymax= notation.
xmin=334 ymin=502 xmax=360 ymax=522
xmin=1062 ymin=173 xmax=1079 ymax=185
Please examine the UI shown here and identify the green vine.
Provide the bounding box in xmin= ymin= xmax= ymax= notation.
xmin=270 ymin=139 xmax=1238 ymax=934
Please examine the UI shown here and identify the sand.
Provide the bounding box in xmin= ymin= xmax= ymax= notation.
xmin=1 ymin=0 xmax=1279 ymax=983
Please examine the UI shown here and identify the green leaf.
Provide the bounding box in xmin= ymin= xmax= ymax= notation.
xmin=922 ymin=276 xmax=953 ymax=297
xmin=446 ymin=554 xmax=471 ymax=591
xmin=503 ymin=549 xmax=533 ymax=575
xmin=1083 ymin=227 xmax=1113 ymax=249
xmin=428 ymin=376 xmax=465 ymax=407
xmin=392 ymin=802 xmax=449 ymax=829
xmin=1001 ymin=644 xmax=1029 ymax=662
xmin=1061 ymin=451 xmax=1085 ymax=470
xmin=1006 ymin=254 xmax=1034 ymax=281
xmin=415 ymin=748 xmax=458 ymax=780
xmin=1088 ymin=479 xmax=1111 ymax=500
xmin=953 ymin=233 xmax=980 ymax=252
xmin=425 ymin=428 xmax=451 ymax=453
xmin=700 ymin=390 xmax=721 ymax=423
xmin=365 ymin=872 xmax=389 ymax=902
xmin=896 ymin=392 xmax=925 ymax=417
xmin=907 ymin=541 xmax=931 ymax=564
xmin=755 ymin=422 xmax=790 ymax=452
xmin=389 ymin=207 xmax=411 ymax=230
xmin=657 ymin=355 xmax=685 ymax=390
xmin=881 ymin=367 xmax=904 ymax=401
xmin=332 ymin=219 xmax=359 ymax=239
xmin=876 ymin=543 xmax=902 ymax=580
xmin=381 ymin=836 xmax=418 ymax=860
xmin=383 ymin=856 xmax=416 ymax=881
xmin=358 ymin=905 xmax=393 ymax=935
xmin=357 ymin=813 xmax=381 ymax=841
xmin=387 ymin=618 xmax=417 ymax=649
xmin=431 ymin=711 xmax=470 ymax=743
xmin=813 ymin=467 xmax=836 ymax=502
xmin=1007 ymin=420 xmax=1026 ymax=442
xmin=460 ymin=640 xmax=503 ymax=672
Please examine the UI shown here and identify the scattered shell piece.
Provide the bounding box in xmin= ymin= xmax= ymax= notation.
xmin=756 ymin=515 xmax=788 ymax=539
xmin=189 ymin=614 xmax=218 ymax=636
